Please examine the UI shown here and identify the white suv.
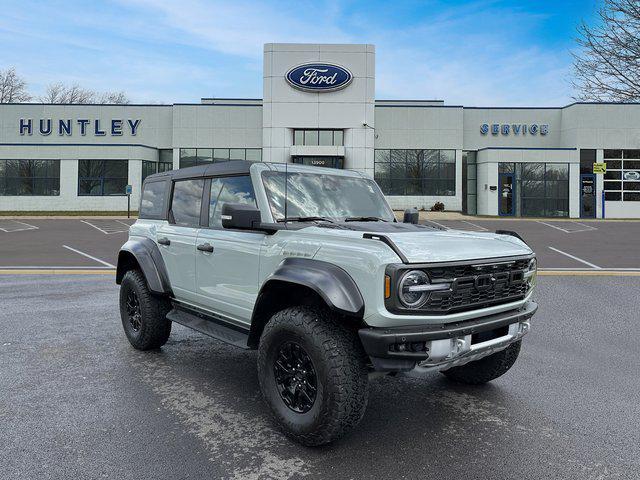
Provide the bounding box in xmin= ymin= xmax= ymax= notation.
xmin=117 ymin=160 xmax=537 ymax=446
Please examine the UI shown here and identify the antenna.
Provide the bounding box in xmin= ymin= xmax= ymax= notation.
xmin=284 ymin=157 xmax=289 ymax=224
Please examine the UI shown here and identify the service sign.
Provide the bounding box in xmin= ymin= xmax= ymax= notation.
xmin=593 ymin=162 xmax=607 ymax=174
xmin=285 ymin=63 xmax=353 ymax=92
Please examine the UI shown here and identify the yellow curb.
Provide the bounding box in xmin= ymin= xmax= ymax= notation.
xmin=0 ymin=269 xmax=116 ymax=275
xmin=538 ymin=270 xmax=640 ymax=276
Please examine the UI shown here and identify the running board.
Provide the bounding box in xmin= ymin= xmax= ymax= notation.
xmin=166 ymin=306 xmax=250 ymax=349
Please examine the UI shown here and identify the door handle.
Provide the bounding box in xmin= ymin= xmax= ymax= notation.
xmin=157 ymin=237 xmax=170 ymax=246
xmin=197 ymin=242 xmax=214 ymax=253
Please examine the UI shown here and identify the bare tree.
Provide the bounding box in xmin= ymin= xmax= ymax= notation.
xmin=40 ymin=82 xmax=131 ymax=104
xmin=573 ymin=0 xmax=640 ymax=101
xmin=0 ymin=67 xmax=32 ymax=102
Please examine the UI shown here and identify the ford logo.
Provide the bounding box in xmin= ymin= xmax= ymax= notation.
xmin=623 ymin=171 xmax=640 ymax=180
xmin=285 ymin=63 xmax=353 ymax=92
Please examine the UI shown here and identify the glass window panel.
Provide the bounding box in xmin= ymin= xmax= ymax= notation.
xmin=245 ymin=149 xmax=262 ymax=161
xmin=294 ymin=130 xmax=304 ymax=145
xmin=440 ymin=150 xmax=456 ymax=163
xmin=103 ymin=177 xmax=127 ymax=195
xmin=390 ymin=161 xmax=406 ymax=178
xmin=229 ymin=149 xmax=245 ymax=160
xmin=171 ymin=179 xmax=204 ymax=227
xmin=375 ymin=150 xmax=390 ymax=163
xmin=374 ymin=161 xmax=389 ymax=176
xmin=604 ymin=170 xmax=621 ymax=180
xmin=142 ymin=161 xmax=156 ymax=181
xmin=390 ymin=149 xmax=407 ymax=164
xmin=607 ymin=160 xmax=622 ymax=169
xmin=196 ymin=148 xmax=213 ymax=164
xmin=604 ymin=181 xmax=622 ymax=191
xmin=375 ymin=177 xmax=390 ymax=194
xmin=521 ymin=163 xmax=545 ymax=180
xmin=104 ymin=160 xmax=128 ymax=178
xmin=624 ymin=160 xmax=640 ymax=169
xmin=624 ymin=150 xmax=640 ymax=159
xmin=209 ymin=176 xmax=256 ymax=228
xmin=139 ymin=181 xmax=167 ymax=218
xmin=605 ymin=191 xmax=622 ymax=201
xmin=334 ymin=130 xmax=344 ymax=146
xmin=467 ymin=179 xmax=477 ymax=194
xmin=624 ymin=181 xmax=640 ymax=191
xmin=213 ymin=149 xmax=230 ymax=162
xmin=159 ymin=149 xmax=173 ymax=163
xmin=521 ymin=198 xmax=545 ymax=217
xmin=79 ymin=178 xmax=102 ymax=196
xmin=545 ymin=198 xmax=569 ymax=217
xmin=319 ymin=131 xmax=333 ymax=146
xmin=623 ymin=192 xmax=640 ymax=201
xmin=545 ymin=163 xmax=568 ymax=180
xmin=158 ymin=162 xmax=173 ymax=173
xmin=180 ymin=158 xmax=197 ymax=169
xmin=207 ymin=178 xmax=224 ymax=227
xmin=604 ymin=150 xmax=622 ymax=159
xmin=304 ymin=130 xmax=319 ymax=146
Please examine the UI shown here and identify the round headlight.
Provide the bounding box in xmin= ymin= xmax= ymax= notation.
xmin=398 ymin=270 xmax=430 ymax=308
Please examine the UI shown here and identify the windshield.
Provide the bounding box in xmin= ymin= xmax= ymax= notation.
xmin=261 ymin=171 xmax=395 ymax=222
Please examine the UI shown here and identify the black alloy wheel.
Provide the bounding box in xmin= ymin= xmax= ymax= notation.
xmin=125 ymin=290 xmax=142 ymax=332
xmin=273 ymin=341 xmax=318 ymax=413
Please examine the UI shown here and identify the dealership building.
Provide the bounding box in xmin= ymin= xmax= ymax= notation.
xmin=1 ymin=43 xmax=640 ymax=218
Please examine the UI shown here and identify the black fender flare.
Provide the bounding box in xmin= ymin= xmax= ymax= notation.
xmin=116 ymin=238 xmax=172 ymax=295
xmin=254 ymin=257 xmax=365 ymax=318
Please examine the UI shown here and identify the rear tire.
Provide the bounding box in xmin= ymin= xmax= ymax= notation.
xmin=257 ymin=306 xmax=369 ymax=446
xmin=441 ymin=340 xmax=522 ymax=385
xmin=119 ymin=269 xmax=172 ymax=350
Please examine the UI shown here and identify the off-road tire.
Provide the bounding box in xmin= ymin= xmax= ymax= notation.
xmin=119 ymin=269 xmax=172 ymax=350
xmin=257 ymin=306 xmax=369 ymax=446
xmin=441 ymin=340 xmax=522 ymax=385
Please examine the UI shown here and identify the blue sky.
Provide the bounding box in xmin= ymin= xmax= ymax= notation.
xmin=0 ymin=0 xmax=598 ymax=105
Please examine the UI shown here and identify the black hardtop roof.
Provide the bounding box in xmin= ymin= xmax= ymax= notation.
xmin=144 ymin=160 xmax=255 ymax=182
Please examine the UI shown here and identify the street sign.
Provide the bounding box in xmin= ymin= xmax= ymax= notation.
xmin=593 ymin=162 xmax=606 ymax=174
xmin=125 ymin=184 xmax=133 ymax=195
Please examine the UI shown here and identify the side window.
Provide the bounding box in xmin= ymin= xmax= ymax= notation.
xmin=171 ymin=179 xmax=204 ymax=227
xmin=208 ymin=175 xmax=256 ymax=228
xmin=139 ymin=180 xmax=167 ymax=219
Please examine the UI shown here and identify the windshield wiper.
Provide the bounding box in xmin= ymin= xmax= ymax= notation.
xmin=344 ymin=216 xmax=388 ymax=222
xmin=277 ymin=216 xmax=336 ymax=223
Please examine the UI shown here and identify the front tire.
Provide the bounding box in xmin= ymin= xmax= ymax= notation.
xmin=441 ymin=340 xmax=522 ymax=385
xmin=257 ymin=306 xmax=369 ymax=446
xmin=119 ymin=269 xmax=172 ymax=350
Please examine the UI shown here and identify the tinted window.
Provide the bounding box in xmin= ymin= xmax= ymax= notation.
xmin=0 ymin=159 xmax=60 ymax=196
xmin=171 ymin=179 xmax=204 ymax=227
xmin=208 ymin=176 xmax=256 ymax=228
xmin=78 ymin=160 xmax=128 ymax=196
xmin=139 ymin=181 xmax=167 ymax=219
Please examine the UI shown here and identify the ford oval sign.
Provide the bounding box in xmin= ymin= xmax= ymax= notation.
xmin=285 ymin=63 xmax=353 ymax=92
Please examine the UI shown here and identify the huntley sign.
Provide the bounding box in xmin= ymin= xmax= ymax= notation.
xmin=19 ymin=118 xmax=142 ymax=136
xmin=285 ymin=63 xmax=353 ymax=92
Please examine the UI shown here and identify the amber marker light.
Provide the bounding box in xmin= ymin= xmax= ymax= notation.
xmin=384 ymin=275 xmax=391 ymax=299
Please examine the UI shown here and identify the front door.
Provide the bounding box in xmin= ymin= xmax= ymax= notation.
xmin=498 ymin=173 xmax=515 ymax=216
xmin=580 ymin=174 xmax=596 ymax=218
xmin=194 ymin=175 xmax=263 ymax=324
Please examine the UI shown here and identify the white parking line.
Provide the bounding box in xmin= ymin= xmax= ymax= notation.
xmin=81 ymin=219 xmax=128 ymax=234
xmin=548 ymin=246 xmax=602 ymax=269
xmin=460 ymin=220 xmax=489 ymax=231
xmin=62 ymin=245 xmax=116 ymax=268
xmin=425 ymin=219 xmax=449 ymax=229
xmin=536 ymin=220 xmax=597 ymax=233
xmin=0 ymin=220 xmax=39 ymax=233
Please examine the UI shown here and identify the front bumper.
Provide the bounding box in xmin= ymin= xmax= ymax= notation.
xmin=358 ymin=301 xmax=537 ymax=371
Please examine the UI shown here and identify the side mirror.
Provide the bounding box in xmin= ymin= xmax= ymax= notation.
xmin=221 ymin=203 xmax=262 ymax=230
xmin=403 ymin=208 xmax=419 ymax=224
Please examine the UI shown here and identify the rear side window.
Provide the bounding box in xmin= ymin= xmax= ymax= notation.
xmin=139 ymin=180 xmax=168 ymax=219
xmin=171 ymin=179 xmax=204 ymax=227
xmin=208 ymin=176 xmax=256 ymax=228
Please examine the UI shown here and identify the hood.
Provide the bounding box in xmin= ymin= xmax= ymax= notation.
xmin=381 ymin=230 xmax=531 ymax=263
xmin=295 ymin=222 xmax=532 ymax=263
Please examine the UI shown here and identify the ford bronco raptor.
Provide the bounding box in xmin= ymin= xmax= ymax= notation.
xmin=117 ymin=160 xmax=537 ymax=446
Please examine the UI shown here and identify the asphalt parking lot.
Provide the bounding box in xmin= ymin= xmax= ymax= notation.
xmin=1 ymin=217 xmax=639 ymax=479
xmin=0 ymin=216 xmax=638 ymax=271
xmin=1 ymin=274 xmax=639 ymax=479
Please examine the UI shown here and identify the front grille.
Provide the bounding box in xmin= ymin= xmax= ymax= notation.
xmin=422 ymin=258 xmax=531 ymax=314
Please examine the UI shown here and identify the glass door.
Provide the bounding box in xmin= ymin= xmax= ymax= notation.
xmin=580 ymin=174 xmax=596 ymax=218
xmin=498 ymin=173 xmax=515 ymax=216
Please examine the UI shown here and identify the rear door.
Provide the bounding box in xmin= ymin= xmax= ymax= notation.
xmin=195 ymin=175 xmax=264 ymax=323
xmin=156 ymin=178 xmax=205 ymax=303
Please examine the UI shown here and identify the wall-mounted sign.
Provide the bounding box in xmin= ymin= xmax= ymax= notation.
xmin=480 ymin=123 xmax=549 ymax=136
xmin=593 ymin=162 xmax=607 ymax=174
xmin=623 ymin=171 xmax=640 ymax=180
xmin=285 ymin=63 xmax=353 ymax=92
xmin=19 ymin=118 xmax=141 ymax=137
